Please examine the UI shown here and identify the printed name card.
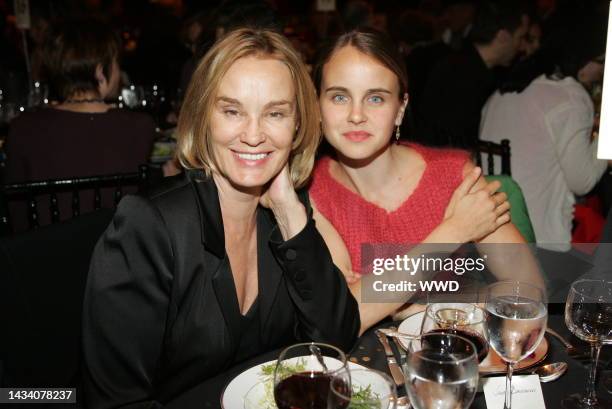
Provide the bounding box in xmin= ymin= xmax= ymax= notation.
xmin=483 ymin=375 xmax=546 ymax=409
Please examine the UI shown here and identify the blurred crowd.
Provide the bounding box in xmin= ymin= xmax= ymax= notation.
xmin=0 ymin=1 xmax=607 ymax=124
xmin=0 ymin=0 xmax=610 ymax=248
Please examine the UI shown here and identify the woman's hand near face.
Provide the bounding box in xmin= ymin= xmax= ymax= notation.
xmin=429 ymin=165 xmax=511 ymax=243
xmin=259 ymin=164 xmax=307 ymax=240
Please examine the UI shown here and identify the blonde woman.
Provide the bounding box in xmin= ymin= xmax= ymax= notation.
xmin=82 ymin=29 xmax=359 ymax=408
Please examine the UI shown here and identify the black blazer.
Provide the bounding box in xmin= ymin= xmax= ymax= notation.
xmin=82 ymin=171 xmax=360 ymax=408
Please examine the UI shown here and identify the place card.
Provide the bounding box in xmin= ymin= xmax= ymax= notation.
xmin=482 ymin=375 xmax=546 ymax=409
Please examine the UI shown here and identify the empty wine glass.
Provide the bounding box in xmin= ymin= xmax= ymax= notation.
xmin=274 ymin=342 xmax=350 ymax=409
xmin=563 ymin=279 xmax=612 ymax=409
xmin=404 ymin=332 xmax=479 ymax=409
xmin=483 ymin=281 xmax=547 ymax=409
xmin=329 ymin=368 xmax=397 ymax=409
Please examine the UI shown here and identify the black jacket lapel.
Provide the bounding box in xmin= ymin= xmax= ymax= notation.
xmin=257 ymin=208 xmax=284 ymax=345
xmin=191 ymin=174 xmax=242 ymax=354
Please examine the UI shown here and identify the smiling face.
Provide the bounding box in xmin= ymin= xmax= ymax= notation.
xmin=209 ymin=56 xmax=297 ymax=191
xmin=319 ymin=46 xmax=407 ymax=161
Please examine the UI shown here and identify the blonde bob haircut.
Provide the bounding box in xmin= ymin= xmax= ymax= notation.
xmin=175 ymin=28 xmax=321 ymax=189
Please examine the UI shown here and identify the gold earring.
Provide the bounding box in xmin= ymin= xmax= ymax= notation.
xmin=395 ymin=125 xmax=401 ymax=144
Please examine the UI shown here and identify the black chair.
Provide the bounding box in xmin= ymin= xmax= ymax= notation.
xmin=474 ymin=139 xmax=511 ymax=176
xmin=0 ymin=164 xmax=151 ymax=236
xmin=0 ymin=208 xmax=114 ymax=389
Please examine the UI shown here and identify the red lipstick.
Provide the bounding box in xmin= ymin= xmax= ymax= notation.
xmin=342 ymin=131 xmax=371 ymax=142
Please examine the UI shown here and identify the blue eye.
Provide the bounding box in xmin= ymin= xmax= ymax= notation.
xmin=332 ymin=94 xmax=348 ymax=103
xmin=368 ymin=95 xmax=384 ymax=104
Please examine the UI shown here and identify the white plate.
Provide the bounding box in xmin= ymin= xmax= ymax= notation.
xmin=397 ymin=310 xmax=426 ymax=350
xmin=220 ymin=357 xmax=365 ymax=409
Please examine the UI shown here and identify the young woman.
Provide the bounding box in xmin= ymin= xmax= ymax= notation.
xmin=309 ymin=28 xmax=544 ymax=334
xmin=82 ymin=28 xmax=359 ymax=408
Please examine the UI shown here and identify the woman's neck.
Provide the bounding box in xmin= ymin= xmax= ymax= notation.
xmin=56 ymin=91 xmax=111 ymax=113
xmin=335 ymin=144 xmax=402 ymax=198
xmin=213 ymin=173 xmax=260 ymax=229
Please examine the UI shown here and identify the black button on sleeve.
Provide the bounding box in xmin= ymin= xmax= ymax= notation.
xmin=285 ymin=249 xmax=297 ymax=261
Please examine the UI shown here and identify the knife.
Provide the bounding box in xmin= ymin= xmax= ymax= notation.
xmin=375 ymin=329 xmax=405 ymax=386
xmin=389 ymin=326 xmax=407 ymax=365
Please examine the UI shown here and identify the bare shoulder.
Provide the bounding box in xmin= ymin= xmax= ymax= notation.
xmin=393 ymin=144 xmax=426 ymax=178
xmin=311 ymin=197 xmax=353 ymax=275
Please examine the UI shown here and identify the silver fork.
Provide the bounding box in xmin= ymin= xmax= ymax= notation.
xmin=545 ymin=327 xmax=590 ymax=359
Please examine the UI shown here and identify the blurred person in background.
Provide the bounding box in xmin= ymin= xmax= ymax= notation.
xmin=4 ymin=18 xmax=155 ymax=231
xmin=177 ymin=1 xmax=280 ymax=106
xmin=438 ymin=0 xmax=477 ymax=51
xmin=415 ymin=0 xmax=530 ymax=149
xmin=523 ymin=18 xmax=542 ymax=58
xmin=480 ymin=17 xmax=608 ymax=253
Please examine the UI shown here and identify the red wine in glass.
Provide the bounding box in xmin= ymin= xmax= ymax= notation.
xmin=274 ymin=371 xmax=350 ymax=409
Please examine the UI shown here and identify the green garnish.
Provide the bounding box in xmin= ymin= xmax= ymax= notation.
xmin=259 ymin=362 xmax=277 ymax=377
xmin=348 ymin=384 xmax=381 ymax=408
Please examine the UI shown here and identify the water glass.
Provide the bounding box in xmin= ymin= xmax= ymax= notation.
xmin=404 ymin=332 xmax=479 ymax=409
xmin=483 ymin=281 xmax=547 ymax=409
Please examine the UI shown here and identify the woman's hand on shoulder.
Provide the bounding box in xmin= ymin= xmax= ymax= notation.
xmin=441 ymin=163 xmax=510 ymax=242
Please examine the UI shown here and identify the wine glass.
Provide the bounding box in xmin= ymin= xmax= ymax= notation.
xmin=273 ymin=342 xmax=350 ymax=409
xmin=329 ymin=368 xmax=397 ymax=409
xmin=563 ymin=278 xmax=612 ymax=409
xmin=404 ymin=332 xmax=479 ymax=409
xmin=423 ymin=302 xmax=489 ymax=363
xmin=483 ymin=281 xmax=547 ymax=409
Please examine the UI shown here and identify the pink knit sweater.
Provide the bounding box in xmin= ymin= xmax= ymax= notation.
xmin=309 ymin=143 xmax=469 ymax=273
